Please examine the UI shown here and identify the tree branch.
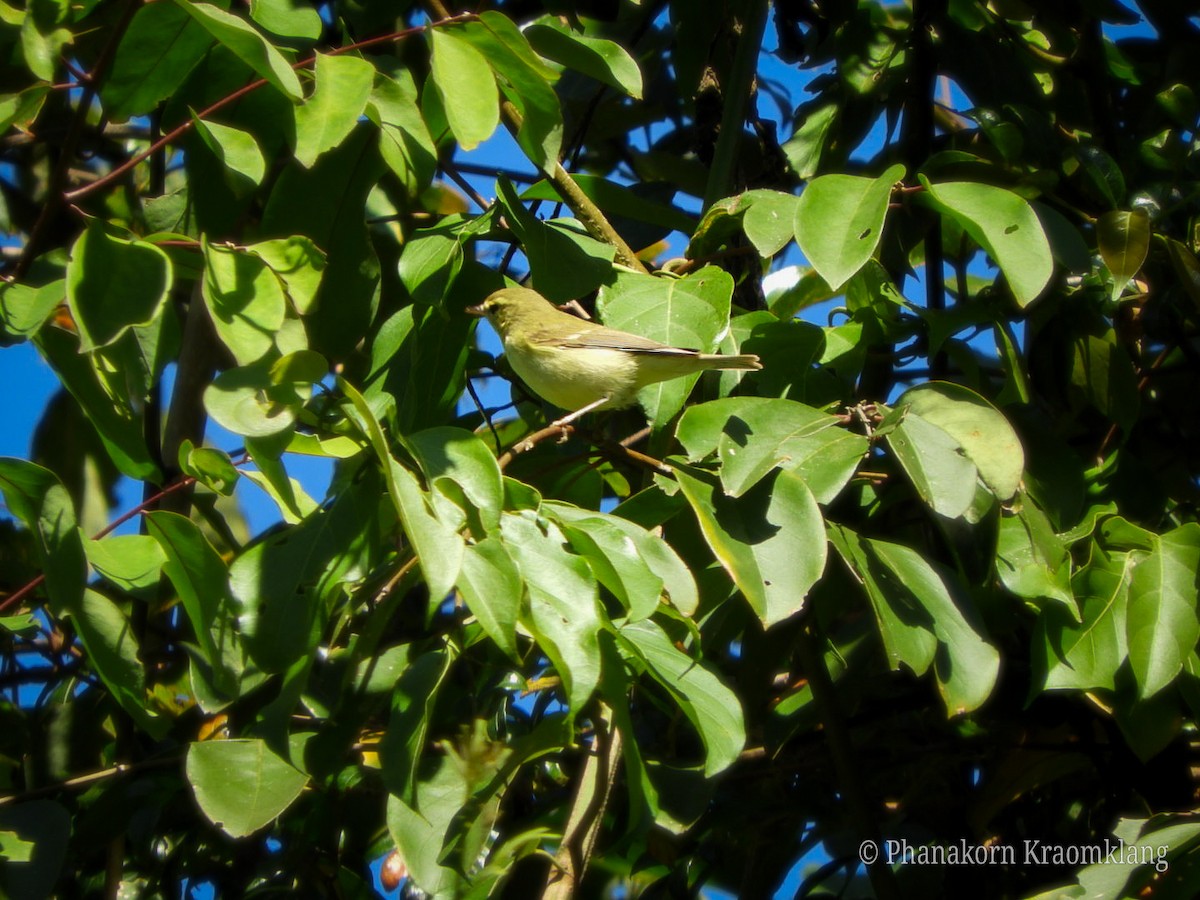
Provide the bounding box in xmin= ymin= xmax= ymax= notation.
xmin=543 ymin=702 xmax=623 ymax=899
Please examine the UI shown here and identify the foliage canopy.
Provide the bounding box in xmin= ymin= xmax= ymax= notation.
xmin=1 ymin=0 xmax=1200 ymax=897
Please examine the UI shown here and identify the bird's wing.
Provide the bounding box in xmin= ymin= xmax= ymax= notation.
xmin=530 ymin=326 xmax=701 ymax=356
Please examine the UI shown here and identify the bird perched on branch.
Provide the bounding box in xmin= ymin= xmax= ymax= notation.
xmin=467 ymin=287 xmax=761 ymax=427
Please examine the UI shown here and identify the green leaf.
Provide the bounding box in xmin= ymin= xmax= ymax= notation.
xmin=0 ymin=458 xmax=86 ymax=616
xmin=243 ymin=235 xmax=327 ymax=316
xmin=996 ymin=494 xmax=1076 ymax=615
xmin=921 ymin=179 xmax=1054 ymax=307
xmin=0 ymin=800 xmax=71 ymax=899
xmin=794 ymin=164 xmax=904 ymax=290
xmin=146 ymin=511 xmax=244 ymax=703
xmin=204 ymin=363 xmax=306 ymax=438
xmin=618 ymin=619 xmax=745 ymax=776
xmin=367 ymin=71 xmax=438 ymax=195
xmin=544 ymin=504 xmax=665 ymax=621
xmin=1071 ymin=333 xmax=1140 ymax=434
xmin=102 ymin=0 xmax=214 ymax=121
xmin=673 ymin=463 xmax=826 ymax=627
xmin=548 ymin=501 xmax=699 ymax=619
xmin=294 ymin=53 xmax=375 ymax=168
xmin=386 ymin=757 xmax=469 ymax=896
xmin=676 ymin=397 xmax=867 ymax=502
xmin=66 ymin=223 xmax=173 ymax=352
xmin=396 ymin=216 xmax=466 ymax=306
xmin=186 ymin=739 xmax=308 ymax=838
xmin=429 ymin=26 xmax=498 ymax=151
xmin=456 ymin=538 xmax=521 ymax=660
xmin=525 ymin=20 xmax=643 ymax=99
xmin=229 ymin=515 xmax=326 ymax=673
xmin=0 ymin=84 xmax=49 ymax=136
xmin=406 ymin=427 xmax=504 ymax=536
xmin=1097 ymin=209 xmax=1150 ymax=301
xmin=372 ymin=302 xmax=478 ymax=432
xmin=191 ymin=116 xmax=266 ymax=191
xmin=202 ymin=239 xmax=288 ymax=365
xmin=1038 ymin=542 xmax=1133 ymax=692
xmin=380 ymin=646 xmax=452 ymax=802
xmin=196 ymin=115 xmax=265 ymax=186
xmin=502 ymin=511 xmax=602 ymax=712
xmin=341 ymin=380 xmax=463 ymax=602
xmin=1070 ymin=818 xmax=1200 ymax=898
xmin=260 ymin=126 xmax=383 ymax=358
xmin=596 ymin=266 xmax=736 ymax=428
xmin=495 ymin=178 xmax=616 ymax=303
xmin=1127 ymin=524 xmax=1200 ymax=699
xmin=243 ymin=439 xmax=318 ymax=524
xmin=882 ymin=407 xmax=978 ymax=519
xmin=178 ymin=441 xmax=240 ymax=496
xmin=460 ymin=13 xmax=562 ymax=172
xmin=74 ymin=589 xmax=168 ymax=737
xmin=0 ymin=280 xmax=63 ymax=343
xmin=829 ymin=524 xmax=937 ymax=677
xmin=895 ymin=382 xmax=1024 ymax=500
xmin=84 ymin=535 xmax=166 ymax=591
xmin=20 ymin=15 xmax=70 ymax=82
xmin=0 ymin=614 xmax=40 ymax=635
xmin=250 ymin=0 xmax=322 ymax=41
xmin=0 ymin=829 xmax=34 ymax=862
xmin=741 ymin=190 xmax=802 ymax=258
xmin=171 ymin=0 xmax=303 ymax=100
xmin=34 ymin=327 xmax=161 ymax=481
xmin=868 ymin=537 xmax=999 ymax=715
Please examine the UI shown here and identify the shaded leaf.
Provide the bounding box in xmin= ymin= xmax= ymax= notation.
xmin=618 ymin=619 xmax=745 ymax=776
xmin=502 ymin=511 xmax=602 ymax=712
xmin=66 ymin=223 xmax=173 ymax=352
xmin=1097 ymin=209 xmax=1150 ymax=301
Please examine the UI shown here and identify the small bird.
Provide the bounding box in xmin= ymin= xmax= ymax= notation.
xmin=467 ymin=287 xmax=762 ymax=426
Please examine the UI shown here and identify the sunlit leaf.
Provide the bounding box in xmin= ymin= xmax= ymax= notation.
xmin=187 ymin=739 xmax=308 ymax=837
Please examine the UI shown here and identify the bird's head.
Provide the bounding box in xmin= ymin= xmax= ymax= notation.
xmin=465 ymin=288 xmax=553 ymax=337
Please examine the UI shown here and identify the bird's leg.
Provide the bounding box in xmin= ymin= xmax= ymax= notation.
xmin=551 ymin=396 xmax=611 ymax=430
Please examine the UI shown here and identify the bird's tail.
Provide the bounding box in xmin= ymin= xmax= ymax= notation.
xmin=701 ymin=353 xmax=762 ymax=371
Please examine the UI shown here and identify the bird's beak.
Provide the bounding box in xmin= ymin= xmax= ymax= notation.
xmin=465 ymin=303 xmax=486 ymax=317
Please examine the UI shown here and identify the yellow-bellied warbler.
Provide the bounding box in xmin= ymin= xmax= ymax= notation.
xmin=467 ymin=287 xmax=761 ymax=425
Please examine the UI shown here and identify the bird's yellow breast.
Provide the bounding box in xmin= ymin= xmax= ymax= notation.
xmin=504 ymin=336 xmax=642 ymax=411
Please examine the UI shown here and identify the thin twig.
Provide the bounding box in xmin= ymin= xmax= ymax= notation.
xmin=441 ymin=156 xmax=491 ymax=210
xmin=0 ymin=757 xmax=178 ymax=808
xmin=497 ymin=423 xmax=575 ymax=469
